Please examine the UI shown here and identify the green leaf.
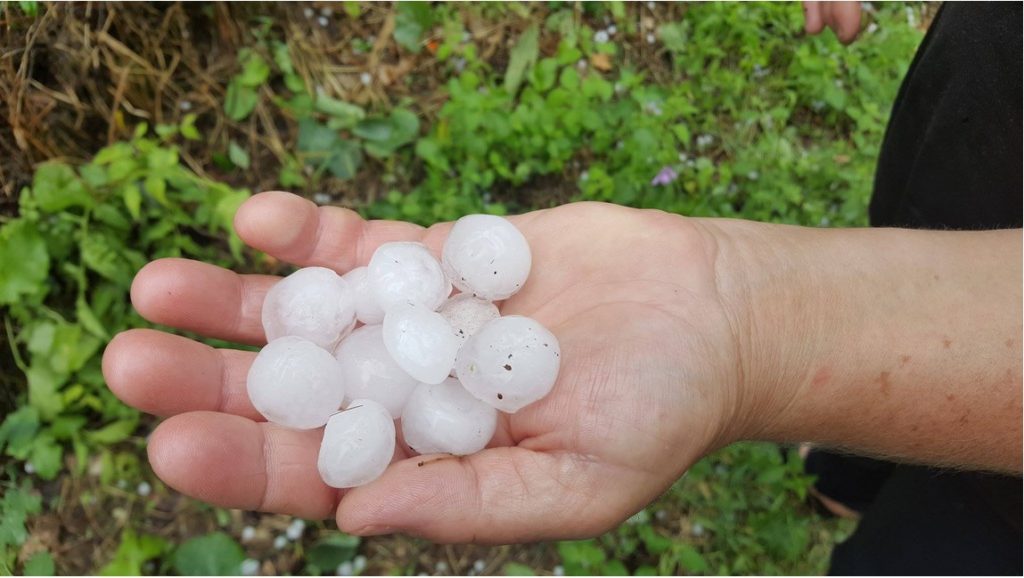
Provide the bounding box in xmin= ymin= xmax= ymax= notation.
xmin=353 ymin=118 xmax=394 ymax=142
xmin=27 ymin=364 xmax=64 ymax=419
xmin=603 ymin=560 xmax=628 ymax=576
xmin=228 ymin=140 xmax=251 ymax=169
xmin=23 ymin=551 xmax=55 ymax=576
xmin=31 ymin=162 xmax=93 ymax=212
xmin=76 ymin=298 xmax=109 ymax=340
xmin=502 ymin=562 xmax=535 ymax=576
xmin=180 ymin=113 xmax=201 ymax=140
xmin=297 ymin=118 xmax=340 ymax=153
xmin=121 ymin=182 xmax=142 ymax=220
xmin=224 ymin=80 xmax=258 ymax=121
xmin=0 ymin=483 xmax=41 ymax=551
xmin=363 ymin=109 xmax=420 ymax=158
xmin=314 ymin=93 xmax=366 ymax=127
xmin=144 ymin=175 xmax=167 ymax=206
xmin=505 ymin=25 xmax=540 ymax=94
xmin=173 ymin=532 xmax=245 ymax=576
xmin=393 ymin=2 xmax=435 ymax=52
xmin=80 ymin=234 xmax=131 ymax=284
xmin=675 ymin=544 xmax=708 ymax=574
xmin=28 ymin=434 xmax=63 ymax=479
xmin=100 ymin=529 xmax=169 ymax=576
xmin=633 ymin=566 xmax=658 ymax=576
xmin=325 ymin=139 xmax=363 ymax=180
xmin=0 ymin=406 xmax=40 ymax=459
xmin=0 ymin=219 xmax=50 ymax=305
xmin=306 ymin=533 xmax=360 ymax=572
xmin=86 ymin=418 xmax=138 ymax=445
xmin=237 ymin=50 xmax=271 ymax=87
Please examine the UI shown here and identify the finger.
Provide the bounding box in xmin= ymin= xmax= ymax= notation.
xmin=130 ymin=258 xmax=275 ymax=345
xmin=148 ymin=411 xmax=338 ymax=519
xmin=103 ymin=329 xmax=260 ymax=420
xmin=233 ymin=191 xmax=429 ymax=272
xmin=803 ymin=1 xmax=824 ymax=35
xmin=335 ymin=448 xmax=646 ymax=543
xmin=828 ymin=2 xmax=862 ymax=44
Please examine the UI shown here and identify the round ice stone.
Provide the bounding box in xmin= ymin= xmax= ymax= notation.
xmin=342 ymin=266 xmax=385 ymax=324
xmin=442 ymin=215 xmax=531 ymax=301
xmin=454 ymin=316 xmax=560 ymax=413
xmin=262 ymin=267 xmax=356 ymax=351
xmin=438 ymin=294 xmax=500 ymax=342
xmin=401 ymin=378 xmax=497 ymax=456
xmin=382 ymin=303 xmax=461 ymax=385
xmin=317 ymin=399 xmax=395 ymax=488
xmin=334 ymin=325 xmax=419 ymax=418
xmin=247 ymin=336 xmax=347 ymax=429
xmin=368 ymin=242 xmax=450 ymax=312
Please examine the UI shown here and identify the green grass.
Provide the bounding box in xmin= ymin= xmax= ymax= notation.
xmin=0 ymin=2 xmax=925 ymax=575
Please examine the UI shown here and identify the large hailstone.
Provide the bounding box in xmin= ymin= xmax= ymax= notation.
xmin=401 ymin=377 xmax=498 ymax=456
xmin=334 ymin=325 xmax=419 ymax=418
xmin=454 ymin=316 xmax=560 ymax=413
xmin=317 ymin=399 xmax=395 ymax=488
xmin=382 ymin=303 xmax=461 ymax=385
xmin=368 ymin=242 xmax=451 ymax=312
xmin=262 ymin=267 xmax=356 ymax=350
xmin=247 ymin=336 xmax=347 ymax=429
xmin=442 ymin=215 xmax=531 ymax=301
xmin=438 ymin=294 xmax=500 ymax=342
xmin=342 ymin=266 xmax=386 ymax=325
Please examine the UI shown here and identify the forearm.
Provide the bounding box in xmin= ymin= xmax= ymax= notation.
xmin=713 ymin=220 xmax=1022 ymax=472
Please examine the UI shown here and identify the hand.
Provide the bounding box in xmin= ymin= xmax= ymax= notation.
xmin=803 ymin=1 xmax=862 ymax=45
xmin=102 ymin=192 xmax=765 ymax=543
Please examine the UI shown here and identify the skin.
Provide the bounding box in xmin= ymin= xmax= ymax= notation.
xmin=103 ymin=192 xmax=1022 ymax=544
xmin=803 ymin=1 xmax=862 ymax=45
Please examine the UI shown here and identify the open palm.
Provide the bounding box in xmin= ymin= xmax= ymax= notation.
xmin=103 ymin=191 xmax=747 ymax=543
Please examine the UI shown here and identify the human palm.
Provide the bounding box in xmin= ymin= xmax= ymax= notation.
xmin=104 ymin=192 xmax=745 ymax=543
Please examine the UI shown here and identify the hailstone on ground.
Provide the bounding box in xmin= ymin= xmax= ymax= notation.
xmin=455 ymin=316 xmax=561 ymax=413
xmin=382 ymin=303 xmax=461 ymax=385
xmin=401 ymin=377 xmax=498 ymax=456
xmin=334 ymin=325 xmax=419 ymax=418
xmin=368 ymin=242 xmax=451 ymax=312
xmin=342 ymin=266 xmax=386 ymax=325
xmin=442 ymin=214 xmax=531 ymax=300
xmin=317 ymin=399 xmax=395 ymax=488
xmin=261 ymin=267 xmax=356 ymax=350
xmin=438 ymin=294 xmax=501 ymax=342
xmin=247 ymin=336 xmax=347 ymax=429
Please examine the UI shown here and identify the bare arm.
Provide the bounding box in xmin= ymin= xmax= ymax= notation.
xmin=715 ymin=222 xmax=1023 ymax=472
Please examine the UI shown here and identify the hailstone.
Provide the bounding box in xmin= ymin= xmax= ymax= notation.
xmin=442 ymin=215 xmax=531 ymax=301
xmin=342 ymin=266 xmax=385 ymax=325
xmin=261 ymin=267 xmax=356 ymax=350
xmin=368 ymin=242 xmax=451 ymax=312
xmin=247 ymin=336 xmax=347 ymax=429
xmin=382 ymin=303 xmax=461 ymax=385
xmin=401 ymin=377 xmax=498 ymax=456
xmin=454 ymin=316 xmax=560 ymax=413
xmin=334 ymin=325 xmax=419 ymax=418
xmin=317 ymin=399 xmax=395 ymax=488
xmin=438 ymin=294 xmax=501 ymax=342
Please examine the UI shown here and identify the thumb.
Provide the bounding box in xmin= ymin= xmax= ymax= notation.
xmin=335 ymin=447 xmax=640 ymax=544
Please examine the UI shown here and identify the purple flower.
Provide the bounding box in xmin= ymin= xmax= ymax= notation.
xmin=650 ymin=166 xmax=678 ymax=186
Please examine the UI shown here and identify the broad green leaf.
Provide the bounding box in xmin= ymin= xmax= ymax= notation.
xmin=27 ymin=364 xmax=64 ymax=419
xmin=122 ymin=182 xmax=142 ymax=220
xmin=675 ymin=544 xmax=708 ymax=574
xmin=81 ymin=234 xmax=130 ymax=284
xmin=100 ymin=529 xmax=169 ymax=576
xmin=76 ymin=297 xmax=109 ymax=339
xmin=86 ymin=418 xmax=138 ymax=445
xmin=0 ymin=219 xmax=49 ymax=305
xmin=228 ymin=140 xmax=251 ymax=169
xmin=23 ymin=551 xmax=55 ymax=576
xmin=314 ymin=93 xmax=366 ymax=126
xmin=297 ymin=118 xmax=340 ymax=153
xmin=237 ymin=49 xmax=271 ymax=87
xmin=28 ymin=434 xmax=63 ymax=479
xmin=505 ymin=25 xmax=539 ymax=94
xmin=224 ymin=80 xmax=258 ymax=121
xmin=353 ymin=118 xmax=394 ymax=142
xmin=31 ymin=162 xmax=93 ymax=212
xmin=393 ymin=1 xmax=434 ymax=52
xmin=0 ymin=483 xmax=41 ymax=550
xmin=180 ymin=113 xmax=201 ymax=140
xmin=173 ymin=532 xmax=245 ymax=576
xmin=325 ymin=139 xmax=363 ymax=180
xmin=502 ymin=562 xmax=535 ymax=576
xmin=306 ymin=533 xmax=360 ymax=572
xmin=0 ymin=406 xmax=40 ymax=459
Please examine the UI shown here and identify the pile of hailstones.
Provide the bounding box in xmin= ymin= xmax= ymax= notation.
xmin=247 ymin=215 xmax=560 ymax=488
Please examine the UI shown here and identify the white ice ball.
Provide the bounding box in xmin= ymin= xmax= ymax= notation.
xmin=342 ymin=266 xmax=385 ymax=325
xmin=247 ymin=336 xmax=347 ymax=429
xmin=262 ymin=267 xmax=356 ymax=351
xmin=334 ymin=325 xmax=419 ymax=418
xmin=368 ymin=242 xmax=451 ymax=312
xmin=442 ymin=215 xmax=531 ymax=301
xmin=438 ymin=294 xmax=500 ymax=342
xmin=401 ymin=377 xmax=498 ymax=456
xmin=382 ymin=303 xmax=461 ymax=385
xmin=317 ymin=399 xmax=395 ymax=488
xmin=454 ymin=316 xmax=560 ymax=413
